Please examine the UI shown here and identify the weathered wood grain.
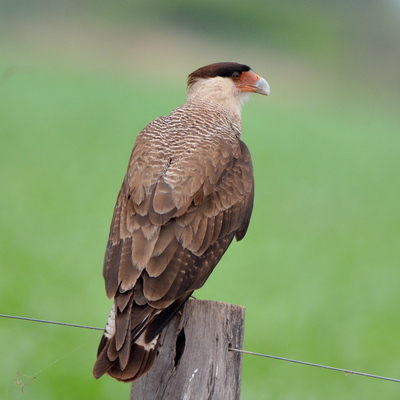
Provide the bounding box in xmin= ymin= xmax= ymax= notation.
xmin=130 ymin=299 xmax=245 ymax=400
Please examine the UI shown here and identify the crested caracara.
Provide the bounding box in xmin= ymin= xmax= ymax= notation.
xmin=93 ymin=62 xmax=270 ymax=382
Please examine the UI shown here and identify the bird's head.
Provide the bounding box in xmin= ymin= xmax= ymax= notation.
xmin=187 ymin=62 xmax=269 ymax=115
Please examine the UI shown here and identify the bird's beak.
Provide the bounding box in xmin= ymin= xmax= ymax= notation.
xmin=236 ymin=71 xmax=270 ymax=96
xmin=253 ymin=76 xmax=270 ymax=96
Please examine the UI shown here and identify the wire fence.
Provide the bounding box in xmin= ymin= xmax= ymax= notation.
xmin=0 ymin=314 xmax=103 ymax=331
xmin=228 ymin=348 xmax=400 ymax=383
xmin=2 ymin=313 xmax=400 ymax=384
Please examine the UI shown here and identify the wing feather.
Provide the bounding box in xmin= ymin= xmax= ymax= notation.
xmin=146 ymin=238 xmax=180 ymax=277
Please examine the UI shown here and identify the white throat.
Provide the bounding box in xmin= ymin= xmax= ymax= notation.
xmin=187 ymin=77 xmax=252 ymax=119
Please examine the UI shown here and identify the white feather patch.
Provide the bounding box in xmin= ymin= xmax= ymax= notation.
xmin=187 ymin=77 xmax=245 ymax=119
xmin=136 ymin=333 xmax=159 ymax=350
xmin=104 ymin=304 xmax=116 ymax=339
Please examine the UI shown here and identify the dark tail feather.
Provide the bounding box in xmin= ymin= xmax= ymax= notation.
xmin=93 ymin=292 xmax=192 ymax=382
xmin=145 ymin=291 xmax=193 ymax=341
xmin=93 ymin=327 xmax=159 ymax=382
xmin=105 ymin=337 xmax=158 ymax=382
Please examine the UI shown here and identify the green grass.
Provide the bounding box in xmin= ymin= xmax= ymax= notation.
xmin=1 ymin=62 xmax=400 ymax=400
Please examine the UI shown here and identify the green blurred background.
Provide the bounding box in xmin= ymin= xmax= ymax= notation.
xmin=1 ymin=1 xmax=400 ymax=399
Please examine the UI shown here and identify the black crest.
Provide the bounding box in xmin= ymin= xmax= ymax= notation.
xmin=187 ymin=62 xmax=251 ymax=86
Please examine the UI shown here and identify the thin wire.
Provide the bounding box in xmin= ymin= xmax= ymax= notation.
xmin=2 ymin=314 xmax=400 ymax=384
xmin=230 ymin=348 xmax=400 ymax=383
xmin=0 ymin=314 xmax=103 ymax=331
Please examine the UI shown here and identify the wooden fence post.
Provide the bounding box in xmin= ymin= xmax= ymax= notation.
xmin=130 ymin=299 xmax=245 ymax=400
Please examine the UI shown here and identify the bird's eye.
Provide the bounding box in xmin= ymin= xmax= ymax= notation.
xmin=231 ymin=71 xmax=241 ymax=80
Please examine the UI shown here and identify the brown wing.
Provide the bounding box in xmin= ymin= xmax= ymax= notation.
xmin=94 ymin=117 xmax=254 ymax=381
xmin=103 ymin=139 xmax=253 ymax=302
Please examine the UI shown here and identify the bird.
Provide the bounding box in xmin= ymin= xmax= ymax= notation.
xmin=93 ymin=62 xmax=270 ymax=382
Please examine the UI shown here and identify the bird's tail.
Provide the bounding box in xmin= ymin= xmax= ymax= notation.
xmin=93 ymin=301 xmax=160 ymax=382
xmin=93 ymin=292 xmax=192 ymax=382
